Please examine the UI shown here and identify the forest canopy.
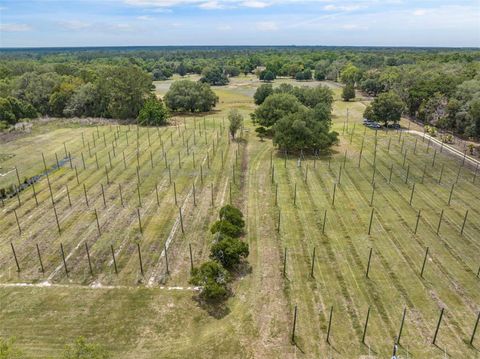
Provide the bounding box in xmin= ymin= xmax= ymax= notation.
xmin=0 ymin=46 xmax=479 ymax=138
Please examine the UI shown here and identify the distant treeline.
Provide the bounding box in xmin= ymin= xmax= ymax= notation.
xmin=0 ymin=46 xmax=479 ymax=138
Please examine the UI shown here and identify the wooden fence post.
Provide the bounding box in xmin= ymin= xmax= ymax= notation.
xmin=326 ymin=306 xmax=333 ymax=344
xmin=432 ymin=308 xmax=444 ymax=345
xmin=111 ymin=245 xmax=118 ymax=274
xmin=60 ymin=243 xmax=68 ymax=276
xmin=397 ymin=308 xmax=407 ymax=344
xmin=366 ymin=248 xmax=373 ymax=278
xmin=460 ymin=209 xmax=469 ymax=236
xmin=291 ymin=305 xmax=298 ymax=344
xmin=11 ymin=242 xmax=20 ymax=272
xmin=362 ymin=306 xmax=371 ymax=344
xmin=137 ymin=243 xmax=144 ymax=276
xmin=36 ymin=243 xmax=44 ymax=273
xmin=420 ymin=247 xmax=429 ymax=278
xmin=85 ymin=242 xmax=93 ymax=276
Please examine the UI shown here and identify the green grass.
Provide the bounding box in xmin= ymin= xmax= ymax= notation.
xmin=1 ymin=78 xmax=479 ymax=358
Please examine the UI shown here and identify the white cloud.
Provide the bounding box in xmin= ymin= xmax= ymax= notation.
xmin=242 ymin=1 xmax=270 ymax=8
xmin=199 ymin=1 xmax=225 ymax=9
xmin=413 ymin=9 xmax=427 ymax=16
xmin=217 ymin=24 xmax=232 ymax=30
xmin=58 ymin=20 xmax=91 ymax=30
xmin=136 ymin=15 xmax=154 ymax=20
xmin=323 ymin=4 xmax=361 ymax=12
xmin=0 ymin=23 xmax=31 ymax=32
xmin=256 ymin=21 xmax=278 ymax=31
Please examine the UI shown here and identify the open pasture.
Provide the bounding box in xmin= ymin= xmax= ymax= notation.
xmin=0 ymin=81 xmax=479 ymax=358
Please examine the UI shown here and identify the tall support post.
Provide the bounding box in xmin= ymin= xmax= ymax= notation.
xmin=193 ymin=183 xmax=196 ymax=206
xmin=366 ymin=248 xmax=373 ymax=278
xmin=414 ymin=209 xmax=421 ymax=234
xmin=310 ymin=247 xmax=316 ymax=278
xmin=94 ymin=208 xmax=101 ymax=235
xmin=460 ymin=209 xmax=469 ymax=236
xmin=397 ymin=308 xmax=407 ymax=345
xmin=60 ymin=243 xmax=68 ymax=276
xmin=154 ymin=183 xmax=160 ymax=206
xmin=83 ymin=184 xmax=89 ymax=207
xmin=293 ymin=183 xmax=297 ymax=205
xmin=53 ymin=205 xmax=61 ymax=234
xmin=447 ymin=183 xmax=455 ymax=206
xmin=436 ymin=209 xmax=444 ymax=235
xmin=326 ymin=306 xmax=333 ymax=344
xmin=101 ymin=184 xmax=106 ymax=208
xmin=164 ymin=243 xmax=169 ymax=275
xmin=432 ymin=308 xmax=444 ymax=345
xmin=189 ymin=243 xmax=194 ymax=272
xmin=275 ymin=183 xmax=278 ymax=206
xmin=85 ymin=242 xmax=93 ymax=276
xmin=173 ymin=182 xmax=177 ymax=206
xmin=179 ymin=207 xmax=184 ymax=234
xmin=36 ymin=243 xmax=44 ymax=273
xmin=368 ymin=208 xmax=374 ymax=235
xmin=13 ymin=209 xmax=21 ymax=234
xmin=470 ymin=311 xmax=480 ymax=345
xmin=137 ymin=208 xmax=143 ymax=234
xmin=282 ymin=247 xmax=287 ymax=277
xmin=421 ymin=163 xmax=427 ymax=184
xmin=420 ymin=247 xmax=429 ymax=278
xmin=362 ymin=306 xmax=371 ymax=344
xmin=438 ymin=164 xmax=444 ymax=184
xmin=137 ymin=183 xmax=142 ymax=208
xmin=388 ymin=164 xmax=393 ymax=184
xmin=332 ymin=183 xmax=337 ymax=206
xmin=137 ymin=243 xmax=144 ymax=276
xmin=11 ymin=242 xmax=20 ymax=272
xmin=409 ymin=183 xmax=416 ymax=206
xmin=291 ymin=305 xmax=298 ymax=344
xmin=111 ymin=245 xmax=118 ymax=274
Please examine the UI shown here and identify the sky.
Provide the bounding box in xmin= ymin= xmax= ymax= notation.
xmin=0 ymin=0 xmax=479 ymax=48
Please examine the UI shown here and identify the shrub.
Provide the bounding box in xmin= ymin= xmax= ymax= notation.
xmin=137 ymin=96 xmax=169 ymax=126
xmin=219 ymin=204 xmax=245 ymax=229
xmin=62 ymin=337 xmax=109 ymax=359
xmin=210 ymin=236 xmax=249 ymax=270
xmin=210 ymin=220 xmax=243 ymax=238
xmin=164 ymin=80 xmax=218 ymax=113
xmin=190 ymin=261 xmax=230 ymax=301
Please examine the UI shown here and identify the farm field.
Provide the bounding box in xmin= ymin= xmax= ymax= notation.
xmin=1 ymin=76 xmax=479 ymax=358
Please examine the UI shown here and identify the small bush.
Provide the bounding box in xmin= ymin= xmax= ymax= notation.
xmin=210 ymin=220 xmax=243 ymax=238
xmin=219 ymin=204 xmax=245 ymax=229
xmin=62 ymin=337 xmax=109 ymax=359
xmin=210 ymin=236 xmax=249 ymax=270
xmin=190 ymin=261 xmax=230 ymax=301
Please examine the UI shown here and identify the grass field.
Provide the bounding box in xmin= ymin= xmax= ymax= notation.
xmin=1 ymin=76 xmax=479 ymax=358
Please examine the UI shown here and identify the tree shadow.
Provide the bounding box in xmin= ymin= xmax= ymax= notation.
xmin=192 ymin=295 xmax=231 ymax=319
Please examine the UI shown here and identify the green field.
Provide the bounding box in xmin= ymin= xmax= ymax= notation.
xmin=1 ymin=76 xmax=479 ymax=358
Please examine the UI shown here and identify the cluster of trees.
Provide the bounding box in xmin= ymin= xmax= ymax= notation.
xmin=363 ymin=92 xmax=405 ymax=125
xmin=164 ymin=80 xmax=218 ymax=113
xmin=2 ymin=47 xmax=479 ymax=137
xmin=0 ymin=64 xmax=153 ymax=127
xmin=190 ymin=205 xmax=249 ymax=302
xmin=252 ymin=84 xmax=338 ymax=153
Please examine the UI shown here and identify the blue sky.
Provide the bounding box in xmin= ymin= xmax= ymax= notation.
xmin=0 ymin=0 xmax=479 ymax=48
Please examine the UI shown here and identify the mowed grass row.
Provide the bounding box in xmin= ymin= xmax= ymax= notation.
xmin=0 ymin=117 xmax=242 ymax=286
xmin=267 ymin=96 xmax=479 ymax=357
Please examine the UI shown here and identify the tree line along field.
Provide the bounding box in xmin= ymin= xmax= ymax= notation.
xmin=0 ymin=79 xmax=479 ymax=358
